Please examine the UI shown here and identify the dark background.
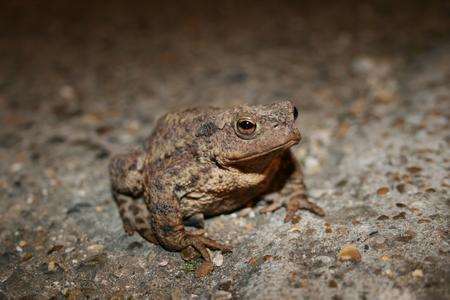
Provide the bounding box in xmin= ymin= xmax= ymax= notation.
xmin=1 ymin=0 xmax=449 ymax=111
xmin=0 ymin=1 xmax=449 ymax=299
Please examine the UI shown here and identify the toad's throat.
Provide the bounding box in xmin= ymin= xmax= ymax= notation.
xmin=222 ymin=138 xmax=300 ymax=165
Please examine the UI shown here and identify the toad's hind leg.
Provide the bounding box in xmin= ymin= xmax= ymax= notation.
xmin=109 ymin=150 xmax=157 ymax=244
xmin=113 ymin=193 xmax=158 ymax=244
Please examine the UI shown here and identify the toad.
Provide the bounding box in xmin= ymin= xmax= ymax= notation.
xmin=109 ymin=100 xmax=324 ymax=274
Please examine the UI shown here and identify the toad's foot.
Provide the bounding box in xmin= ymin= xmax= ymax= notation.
xmin=260 ymin=194 xmax=325 ymax=223
xmin=186 ymin=233 xmax=232 ymax=259
xmin=180 ymin=232 xmax=232 ymax=277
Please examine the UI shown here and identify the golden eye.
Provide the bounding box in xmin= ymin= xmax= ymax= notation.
xmin=236 ymin=119 xmax=257 ymax=136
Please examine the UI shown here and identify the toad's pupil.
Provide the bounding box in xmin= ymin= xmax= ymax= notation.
xmin=239 ymin=120 xmax=255 ymax=130
xmin=293 ymin=106 xmax=298 ymax=120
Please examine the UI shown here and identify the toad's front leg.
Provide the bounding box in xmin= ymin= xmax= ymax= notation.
xmin=145 ymin=178 xmax=231 ymax=276
xmin=261 ymin=151 xmax=325 ymax=222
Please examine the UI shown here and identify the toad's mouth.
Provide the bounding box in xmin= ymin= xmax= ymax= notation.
xmin=220 ymin=135 xmax=301 ymax=166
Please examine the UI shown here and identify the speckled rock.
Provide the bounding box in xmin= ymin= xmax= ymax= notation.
xmin=0 ymin=1 xmax=449 ymax=299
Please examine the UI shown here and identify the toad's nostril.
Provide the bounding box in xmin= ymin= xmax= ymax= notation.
xmin=293 ymin=106 xmax=299 ymax=120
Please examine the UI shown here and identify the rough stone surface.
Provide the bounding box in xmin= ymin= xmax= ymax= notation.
xmin=0 ymin=1 xmax=449 ymax=299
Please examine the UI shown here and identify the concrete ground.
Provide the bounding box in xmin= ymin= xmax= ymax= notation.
xmin=0 ymin=1 xmax=449 ymax=299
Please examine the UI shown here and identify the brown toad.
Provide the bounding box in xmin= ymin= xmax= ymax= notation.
xmin=109 ymin=100 xmax=324 ymax=273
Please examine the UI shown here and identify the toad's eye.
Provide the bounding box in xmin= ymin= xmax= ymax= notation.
xmin=236 ymin=119 xmax=257 ymax=136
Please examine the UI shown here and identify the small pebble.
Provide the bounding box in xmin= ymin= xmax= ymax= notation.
xmin=127 ymin=120 xmax=141 ymax=132
xmin=328 ymin=280 xmax=338 ymax=288
xmin=336 ymin=122 xmax=350 ymax=138
xmin=238 ymin=207 xmax=252 ymax=217
xmin=10 ymin=163 xmax=23 ymax=172
xmin=212 ymin=251 xmax=224 ymax=267
xmin=26 ymin=195 xmax=34 ymax=204
xmin=47 ymin=245 xmax=64 ymax=254
xmin=305 ymin=228 xmax=316 ymax=236
xmin=263 ymin=255 xmax=274 ymax=262
xmin=375 ymin=89 xmax=395 ymax=103
xmin=247 ymin=257 xmax=258 ymax=266
xmin=352 ymin=56 xmax=375 ymax=74
xmin=385 ymin=269 xmax=395 ymax=278
xmin=304 ymin=157 xmax=320 ymax=173
xmin=218 ymin=279 xmax=233 ymax=291
xmin=380 ymin=255 xmax=390 ymax=261
xmin=396 ymin=184 xmax=406 ymax=193
xmin=393 ymin=212 xmax=406 ymax=220
xmin=147 ymin=251 xmax=157 ymax=263
xmin=407 ymin=166 xmax=422 ymax=174
xmin=418 ymin=218 xmax=431 ymax=224
xmin=288 ymin=226 xmax=301 ymax=232
xmin=338 ymin=245 xmax=361 ymax=262
xmin=59 ymin=85 xmax=76 ymax=100
xmin=309 ymin=189 xmax=325 ymax=198
xmin=212 ymin=290 xmax=232 ymax=300
xmin=315 ymin=255 xmax=333 ymax=265
xmin=395 ymin=230 xmax=415 ymax=243
xmin=158 ymin=260 xmax=168 ymax=267
xmin=412 ymin=269 xmax=424 ymax=278
xmin=371 ymin=237 xmax=386 ymax=250
xmin=87 ymin=244 xmax=104 ymax=253
xmin=377 ymin=187 xmax=389 ymax=196
xmin=22 ymin=253 xmax=33 ymax=261
xmin=291 ymin=215 xmax=301 ymax=224
xmin=409 ymin=207 xmax=422 ymax=216
xmin=0 ymin=180 xmax=7 ymax=189
xmin=171 ymin=288 xmax=183 ymax=300
xmin=48 ymin=260 xmax=58 ymax=272
xmin=65 ymin=247 xmax=75 ymax=253
xmin=351 ymin=219 xmax=361 ymax=225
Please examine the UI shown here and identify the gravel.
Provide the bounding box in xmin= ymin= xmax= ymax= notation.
xmin=0 ymin=1 xmax=449 ymax=299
